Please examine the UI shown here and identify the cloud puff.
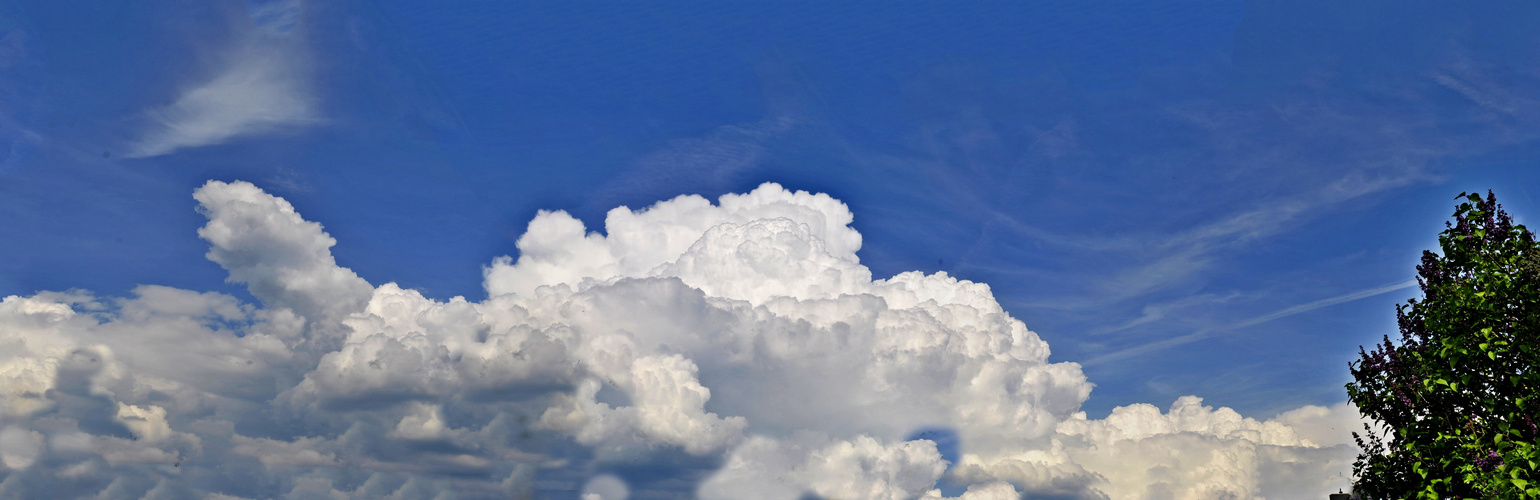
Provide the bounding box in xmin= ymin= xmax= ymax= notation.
xmin=0 ymin=180 xmax=1359 ymax=498
xmin=127 ymin=0 xmax=314 ymax=158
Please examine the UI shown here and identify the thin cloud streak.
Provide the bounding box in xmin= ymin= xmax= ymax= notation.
xmin=980 ymin=168 xmax=1428 ymax=308
xmin=1083 ymin=278 xmax=1418 ymax=367
xmin=1089 ymin=292 xmax=1241 ymax=337
xmin=126 ymin=0 xmax=314 ymax=158
xmin=1230 ymin=278 xmax=1419 ymax=331
xmin=1099 ymin=170 xmax=1425 ymax=299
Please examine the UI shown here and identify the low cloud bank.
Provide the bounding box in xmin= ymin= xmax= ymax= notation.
xmin=0 ymin=181 xmax=1360 ymax=499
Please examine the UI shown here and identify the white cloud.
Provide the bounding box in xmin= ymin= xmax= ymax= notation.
xmin=483 ymin=182 xmax=863 ymax=301
xmin=195 ymin=179 xmax=372 ymax=328
xmin=0 ymin=181 xmax=1360 ymax=499
xmin=231 ymin=435 xmax=337 ymax=468
xmin=581 ymin=474 xmax=629 ymax=500
xmin=1045 ymin=397 xmax=1362 ymax=499
xmin=799 ymin=436 xmax=949 ymax=500
xmin=921 ymin=482 xmax=1022 ymax=500
xmin=127 ymin=0 xmax=314 ymax=158
xmin=698 ymin=434 xmax=963 ymax=500
xmin=0 ymin=426 xmax=44 ymax=470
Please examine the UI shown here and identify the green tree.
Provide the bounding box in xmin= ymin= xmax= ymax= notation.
xmin=1348 ymin=191 xmax=1540 ymax=499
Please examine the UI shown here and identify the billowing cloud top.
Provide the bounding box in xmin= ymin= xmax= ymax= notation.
xmin=0 ymin=181 xmax=1361 ymax=499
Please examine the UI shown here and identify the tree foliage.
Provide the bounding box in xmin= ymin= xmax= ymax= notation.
xmin=1348 ymin=191 xmax=1540 ymax=499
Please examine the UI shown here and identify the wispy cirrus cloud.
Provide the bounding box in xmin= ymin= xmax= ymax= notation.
xmin=127 ymin=0 xmax=314 ymax=158
xmin=1083 ymin=278 xmax=1419 ymax=367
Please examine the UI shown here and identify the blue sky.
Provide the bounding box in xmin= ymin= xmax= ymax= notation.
xmin=2 ymin=1 xmax=1539 ymax=498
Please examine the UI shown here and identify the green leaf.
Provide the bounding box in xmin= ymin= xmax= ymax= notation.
xmin=1345 ymin=192 xmax=1540 ymax=497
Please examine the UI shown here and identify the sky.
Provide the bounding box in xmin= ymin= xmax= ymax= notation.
xmin=1 ymin=1 xmax=1539 ymax=499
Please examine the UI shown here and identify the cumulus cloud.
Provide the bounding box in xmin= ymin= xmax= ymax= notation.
xmin=127 ymin=0 xmax=315 ymax=158
xmin=0 ymin=180 xmax=1361 ymax=498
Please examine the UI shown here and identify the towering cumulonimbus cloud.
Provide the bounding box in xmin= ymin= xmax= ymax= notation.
xmin=0 ymin=180 xmax=1362 ymax=499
